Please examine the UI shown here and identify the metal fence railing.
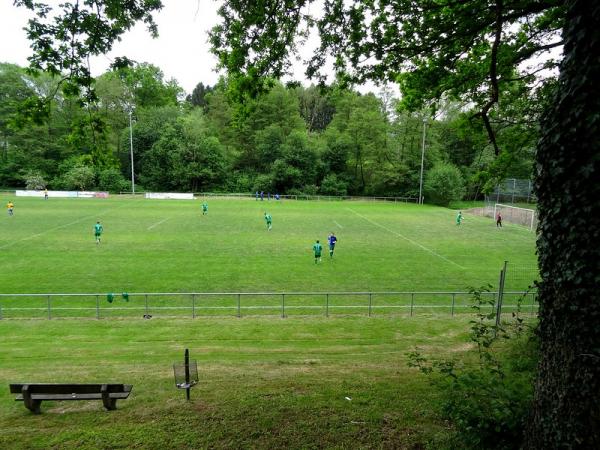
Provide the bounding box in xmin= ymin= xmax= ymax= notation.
xmin=0 ymin=290 xmax=538 ymax=320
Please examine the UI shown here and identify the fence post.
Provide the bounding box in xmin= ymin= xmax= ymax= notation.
xmin=237 ymin=294 xmax=241 ymax=318
xmin=410 ymin=293 xmax=414 ymax=316
xmin=495 ymin=261 xmax=508 ymax=332
xmin=368 ymin=293 xmax=372 ymax=317
xmin=512 ymin=178 xmax=516 ymax=204
xmin=145 ymin=294 xmax=149 ymax=316
xmin=47 ymin=295 xmax=51 ymax=320
xmin=281 ymin=294 xmax=285 ymax=318
xmin=451 ymin=293 xmax=456 ymax=317
xmin=192 ymin=294 xmax=196 ymax=318
xmin=96 ymin=295 xmax=100 ymax=319
xmin=325 ymin=293 xmax=329 ymax=317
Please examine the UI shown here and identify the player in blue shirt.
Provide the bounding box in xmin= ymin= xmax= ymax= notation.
xmin=328 ymin=232 xmax=338 ymax=258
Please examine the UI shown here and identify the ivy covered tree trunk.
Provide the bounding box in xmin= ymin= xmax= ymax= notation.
xmin=527 ymin=1 xmax=600 ymax=448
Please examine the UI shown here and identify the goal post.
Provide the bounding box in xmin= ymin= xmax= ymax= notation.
xmin=494 ymin=204 xmax=537 ymax=231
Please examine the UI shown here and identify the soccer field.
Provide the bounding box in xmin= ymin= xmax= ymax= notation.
xmin=0 ymin=194 xmax=536 ymax=297
xmin=0 ymin=194 xmax=538 ymax=448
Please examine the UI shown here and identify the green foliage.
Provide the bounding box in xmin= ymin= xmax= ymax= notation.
xmin=407 ymin=287 xmax=538 ymax=449
xmin=23 ymin=171 xmax=47 ymax=190
xmin=320 ymin=173 xmax=348 ymax=196
xmin=424 ymin=162 xmax=466 ymax=206
xmin=97 ymin=167 xmax=130 ymax=192
xmin=60 ymin=165 xmax=96 ymax=191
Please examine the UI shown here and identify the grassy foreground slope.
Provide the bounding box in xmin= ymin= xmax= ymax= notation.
xmin=0 ymin=316 xmax=474 ymax=449
xmin=0 ymin=194 xmax=536 ymax=294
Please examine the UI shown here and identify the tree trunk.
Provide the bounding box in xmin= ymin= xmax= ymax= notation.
xmin=527 ymin=1 xmax=600 ymax=448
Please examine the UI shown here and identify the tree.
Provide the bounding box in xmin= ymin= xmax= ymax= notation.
xmin=187 ymin=82 xmax=213 ymax=109
xmin=423 ymin=162 xmax=466 ymax=206
xmin=14 ymin=0 xmax=162 ymax=118
xmin=525 ymin=2 xmax=600 ymax=447
xmin=210 ymin=0 xmax=563 ymax=158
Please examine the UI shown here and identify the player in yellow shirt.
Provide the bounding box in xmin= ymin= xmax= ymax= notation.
xmin=7 ymin=201 xmax=14 ymax=216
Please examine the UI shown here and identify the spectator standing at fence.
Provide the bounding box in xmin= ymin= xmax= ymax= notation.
xmin=255 ymin=191 xmax=259 ymax=200
xmin=456 ymin=211 xmax=463 ymax=226
xmin=328 ymin=232 xmax=338 ymax=258
xmin=264 ymin=212 xmax=272 ymax=231
xmin=94 ymin=221 xmax=103 ymax=244
xmin=44 ymin=188 xmax=48 ymax=200
xmin=496 ymin=212 xmax=502 ymax=227
xmin=7 ymin=200 xmax=14 ymax=216
xmin=313 ymin=240 xmax=323 ymax=264
xmin=202 ymin=202 xmax=208 ymax=215
xmin=260 ymin=191 xmax=264 ymax=201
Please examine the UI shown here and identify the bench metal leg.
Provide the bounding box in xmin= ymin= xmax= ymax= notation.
xmin=101 ymin=384 xmax=117 ymax=410
xmin=22 ymin=385 xmax=42 ymax=414
xmin=102 ymin=398 xmax=117 ymax=410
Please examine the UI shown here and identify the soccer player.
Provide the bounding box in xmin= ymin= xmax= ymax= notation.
xmin=313 ymin=240 xmax=323 ymax=263
xmin=327 ymin=232 xmax=338 ymax=258
xmin=7 ymin=200 xmax=14 ymax=216
xmin=44 ymin=188 xmax=48 ymax=200
xmin=496 ymin=212 xmax=503 ymax=227
xmin=94 ymin=221 xmax=103 ymax=244
xmin=264 ymin=212 xmax=272 ymax=231
xmin=202 ymin=202 xmax=208 ymax=215
xmin=456 ymin=211 xmax=463 ymax=226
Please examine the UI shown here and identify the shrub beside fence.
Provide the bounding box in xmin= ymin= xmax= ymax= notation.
xmin=0 ymin=291 xmax=537 ymax=320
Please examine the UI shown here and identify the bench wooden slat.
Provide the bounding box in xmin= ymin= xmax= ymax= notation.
xmin=14 ymin=392 xmax=131 ymax=401
xmin=9 ymin=384 xmax=131 ymax=395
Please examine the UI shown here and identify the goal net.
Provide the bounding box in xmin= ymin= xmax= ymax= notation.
xmin=494 ymin=204 xmax=537 ymax=231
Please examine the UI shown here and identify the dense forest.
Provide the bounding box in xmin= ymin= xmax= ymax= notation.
xmin=0 ymin=61 xmax=539 ymax=203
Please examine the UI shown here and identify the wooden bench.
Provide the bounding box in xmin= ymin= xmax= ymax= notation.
xmin=9 ymin=383 xmax=133 ymax=414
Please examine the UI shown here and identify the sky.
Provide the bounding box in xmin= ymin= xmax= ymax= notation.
xmin=0 ymin=1 xmax=229 ymax=95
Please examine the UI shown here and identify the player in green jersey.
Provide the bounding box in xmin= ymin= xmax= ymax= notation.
xmin=456 ymin=211 xmax=463 ymax=226
xmin=313 ymin=240 xmax=323 ymax=263
xmin=264 ymin=212 xmax=272 ymax=230
xmin=94 ymin=221 xmax=103 ymax=244
xmin=202 ymin=202 xmax=208 ymax=215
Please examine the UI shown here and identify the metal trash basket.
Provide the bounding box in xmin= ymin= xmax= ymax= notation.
xmin=173 ymin=349 xmax=198 ymax=400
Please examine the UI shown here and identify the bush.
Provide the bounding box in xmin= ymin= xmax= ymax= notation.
xmin=97 ymin=168 xmax=130 ymax=193
xmin=59 ymin=166 xmax=96 ymax=190
xmin=423 ymin=162 xmax=466 ymax=206
xmin=407 ymin=287 xmax=538 ymax=449
xmin=320 ymin=173 xmax=348 ymax=196
xmin=23 ymin=171 xmax=47 ymax=190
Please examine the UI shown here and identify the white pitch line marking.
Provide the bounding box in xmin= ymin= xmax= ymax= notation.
xmin=347 ymin=208 xmax=465 ymax=270
xmin=0 ymin=199 xmax=140 ymax=250
xmin=333 ymin=220 xmax=343 ymax=229
xmin=0 ymin=216 xmax=91 ymax=250
xmin=147 ymin=218 xmax=170 ymax=230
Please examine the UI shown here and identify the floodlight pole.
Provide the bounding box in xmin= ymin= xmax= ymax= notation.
xmin=128 ymin=109 xmax=135 ymax=195
xmin=418 ymin=118 xmax=427 ymax=204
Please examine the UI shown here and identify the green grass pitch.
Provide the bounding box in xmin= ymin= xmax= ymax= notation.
xmin=0 ymin=194 xmax=536 ymax=293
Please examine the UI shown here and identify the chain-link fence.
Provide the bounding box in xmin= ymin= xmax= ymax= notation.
xmin=488 ymin=178 xmax=536 ymax=204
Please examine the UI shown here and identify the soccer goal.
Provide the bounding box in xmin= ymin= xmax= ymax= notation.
xmin=494 ymin=204 xmax=537 ymax=231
